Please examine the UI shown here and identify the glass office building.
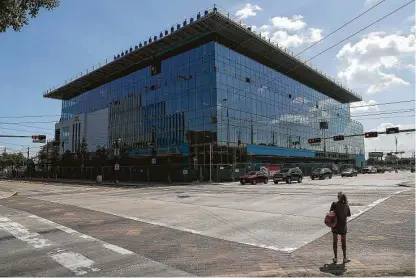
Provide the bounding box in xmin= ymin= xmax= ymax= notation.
xmin=46 ymin=8 xmax=365 ymax=178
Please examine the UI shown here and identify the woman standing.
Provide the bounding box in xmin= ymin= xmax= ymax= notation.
xmin=330 ymin=192 xmax=351 ymax=264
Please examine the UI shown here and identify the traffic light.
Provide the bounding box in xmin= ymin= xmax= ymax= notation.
xmin=308 ymin=138 xmax=321 ymax=144
xmin=333 ymin=135 xmax=345 ymax=141
xmin=386 ymin=127 xmax=399 ymax=134
xmin=364 ymin=131 xmax=378 ymax=138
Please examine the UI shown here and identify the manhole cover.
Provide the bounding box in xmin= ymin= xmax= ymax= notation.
xmin=177 ymin=194 xmax=190 ymax=198
xmin=360 ymin=235 xmax=385 ymax=241
xmin=349 ymin=203 xmax=364 ymax=206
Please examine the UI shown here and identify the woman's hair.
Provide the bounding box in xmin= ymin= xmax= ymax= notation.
xmin=338 ymin=192 xmax=348 ymax=203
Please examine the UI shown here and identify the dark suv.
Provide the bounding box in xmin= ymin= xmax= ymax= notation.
xmin=273 ymin=167 xmax=303 ymax=184
xmin=240 ymin=171 xmax=268 ymax=185
xmin=310 ymin=168 xmax=332 ymax=180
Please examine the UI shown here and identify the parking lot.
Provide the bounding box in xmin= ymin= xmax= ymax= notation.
xmin=10 ymin=171 xmax=410 ymax=253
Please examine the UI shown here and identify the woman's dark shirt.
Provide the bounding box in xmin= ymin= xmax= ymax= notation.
xmin=330 ymin=201 xmax=351 ymax=235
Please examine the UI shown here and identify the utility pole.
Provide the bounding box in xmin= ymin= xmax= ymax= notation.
xmin=46 ymin=140 xmax=49 ymax=178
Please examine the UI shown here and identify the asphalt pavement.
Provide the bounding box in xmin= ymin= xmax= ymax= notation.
xmin=0 ymin=172 xmax=414 ymax=276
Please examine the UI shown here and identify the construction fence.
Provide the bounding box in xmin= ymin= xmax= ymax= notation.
xmin=11 ymin=161 xmax=354 ymax=183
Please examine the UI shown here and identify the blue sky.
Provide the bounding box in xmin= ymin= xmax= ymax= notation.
xmin=0 ymin=0 xmax=414 ymax=157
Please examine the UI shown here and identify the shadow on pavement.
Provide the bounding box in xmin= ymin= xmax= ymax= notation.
xmin=319 ymin=263 xmax=346 ymax=276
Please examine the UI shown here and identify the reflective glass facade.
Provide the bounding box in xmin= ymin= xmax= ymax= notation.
xmin=60 ymin=41 xmax=364 ymax=159
xmin=214 ymin=43 xmax=364 ymax=155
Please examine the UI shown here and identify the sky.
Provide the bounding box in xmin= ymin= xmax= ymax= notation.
xmin=0 ymin=0 xmax=415 ymax=158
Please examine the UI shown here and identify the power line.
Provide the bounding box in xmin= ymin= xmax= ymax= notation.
xmin=353 ymin=114 xmax=415 ymax=120
xmin=0 ymin=121 xmax=57 ymax=124
xmin=295 ymin=0 xmax=387 ymax=57
xmin=350 ymin=99 xmax=415 ymax=108
xmin=0 ymin=114 xmax=60 ymax=119
xmin=352 ymin=109 xmax=415 ymax=117
xmin=285 ymin=0 xmax=415 ymax=76
xmin=0 ymin=126 xmax=54 ymax=135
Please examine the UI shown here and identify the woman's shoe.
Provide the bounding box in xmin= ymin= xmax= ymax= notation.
xmin=332 ymin=257 xmax=337 ymax=264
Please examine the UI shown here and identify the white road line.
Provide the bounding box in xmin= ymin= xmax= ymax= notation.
xmin=49 ymin=250 xmax=100 ymax=276
xmin=349 ymin=188 xmax=410 ymax=221
xmin=28 ymin=213 xmax=134 ymax=255
xmin=102 ymin=243 xmax=134 ymax=255
xmin=0 ymin=216 xmax=51 ymax=248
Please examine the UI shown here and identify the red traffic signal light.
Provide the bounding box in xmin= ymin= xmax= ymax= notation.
xmin=308 ymin=138 xmax=321 ymax=144
xmin=333 ymin=135 xmax=345 ymax=141
xmin=364 ymin=131 xmax=378 ymax=138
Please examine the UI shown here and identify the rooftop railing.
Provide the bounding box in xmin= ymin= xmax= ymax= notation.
xmin=43 ymin=4 xmax=361 ymax=101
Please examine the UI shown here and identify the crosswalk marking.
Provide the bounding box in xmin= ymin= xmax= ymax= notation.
xmin=28 ymin=214 xmax=134 ymax=255
xmin=0 ymin=216 xmax=51 ymax=249
xmin=49 ymin=249 xmax=100 ymax=276
xmin=0 ymin=215 xmax=103 ymax=276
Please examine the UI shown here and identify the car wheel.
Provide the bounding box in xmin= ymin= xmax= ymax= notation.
xmin=252 ymin=179 xmax=257 ymax=185
xmin=286 ymin=177 xmax=291 ymax=184
xmin=240 ymin=181 xmax=245 ymax=185
xmin=298 ymin=176 xmax=302 ymax=183
xmin=329 ymin=175 xmax=332 ymax=179
xmin=311 ymin=177 xmax=315 ymax=180
xmin=274 ymin=180 xmax=279 ymax=184
xmin=264 ymin=178 xmax=268 ymax=184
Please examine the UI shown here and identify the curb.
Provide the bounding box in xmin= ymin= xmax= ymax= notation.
xmin=0 ymin=191 xmax=18 ymax=199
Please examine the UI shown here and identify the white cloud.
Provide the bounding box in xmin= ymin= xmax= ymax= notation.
xmin=235 ymin=3 xmax=262 ymax=20
xmin=365 ymin=123 xmax=416 ymax=157
xmin=350 ymin=100 xmax=379 ymax=114
xmin=337 ymin=31 xmax=415 ymax=94
xmin=271 ymin=15 xmax=306 ymax=31
xmin=364 ymin=0 xmax=379 ymax=6
xmin=271 ymin=30 xmax=305 ymax=48
xmin=309 ymin=28 xmax=323 ymax=42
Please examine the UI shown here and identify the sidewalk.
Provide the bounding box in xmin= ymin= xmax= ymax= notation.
xmin=289 ymin=187 xmax=415 ymax=276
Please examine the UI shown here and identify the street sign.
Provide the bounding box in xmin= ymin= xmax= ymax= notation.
xmin=151 ymin=158 xmax=156 ymax=164
xmin=369 ymin=152 xmax=384 ymax=158
xmin=386 ymin=127 xmax=399 ymax=134
xmin=114 ymin=163 xmax=120 ymax=171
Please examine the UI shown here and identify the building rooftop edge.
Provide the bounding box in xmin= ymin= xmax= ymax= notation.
xmin=43 ymin=6 xmax=362 ymax=103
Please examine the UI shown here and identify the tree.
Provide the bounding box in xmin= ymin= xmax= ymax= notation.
xmin=0 ymin=0 xmax=60 ymax=32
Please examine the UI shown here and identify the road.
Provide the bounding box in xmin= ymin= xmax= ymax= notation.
xmin=0 ymin=172 xmax=414 ymax=276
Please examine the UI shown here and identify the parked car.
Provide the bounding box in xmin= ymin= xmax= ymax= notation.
xmin=362 ymin=166 xmax=377 ymax=174
xmin=239 ymin=171 xmax=268 ymax=185
xmin=375 ymin=167 xmax=386 ymax=173
xmin=310 ymin=168 xmax=332 ymax=180
xmin=273 ymin=167 xmax=303 ymax=184
xmin=341 ymin=168 xmax=358 ymax=177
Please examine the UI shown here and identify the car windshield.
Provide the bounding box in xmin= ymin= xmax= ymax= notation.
xmin=246 ymin=171 xmax=256 ymax=175
xmin=313 ymin=168 xmax=321 ymax=172
xmin=344 ymin=168 xmax=352 ymax=172
xmin=279 ymin=169 xmax=291 ymax=173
